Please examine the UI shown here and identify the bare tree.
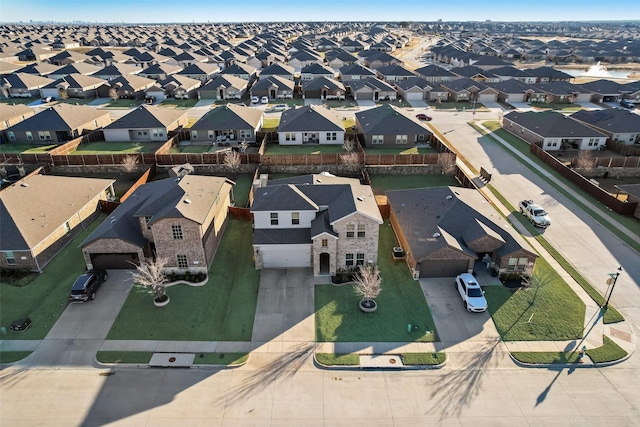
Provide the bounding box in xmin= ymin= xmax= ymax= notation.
xmin=574 ymin=150 xmax=596 ymax=170
xmin=223 ymin=149 xmax=241 ymax=170
xmin=521 ymin=266 xmax=554 ymax=306
xmin=342 ymin=138 xmax=355 ymax=153
xmin=339 ymin=152 xmax=360 ymax=172
xmin=121 ymin=155 xmax=139 ymax=173
xmin=131 ymin=257 xmax=168 ymax=302
xmin=353 ymin=264 xmax=382 ymax=309
xmin=438 ymin=152 xmax=457 ymax=174
xmin=108 ymin=86 xmax=118 ymax=101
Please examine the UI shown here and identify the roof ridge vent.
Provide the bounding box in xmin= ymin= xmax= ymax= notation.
xmin=433 ymin=232 xmax=441 ymax=238
xmin=183 ymin=198 xmax=191 ymax=204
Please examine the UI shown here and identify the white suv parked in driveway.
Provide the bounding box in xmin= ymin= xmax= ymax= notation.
xmin=455 ymin=273 xmax=488 ymax=313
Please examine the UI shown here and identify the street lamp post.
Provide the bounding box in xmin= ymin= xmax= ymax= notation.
xmin=603 ymin=267 xmax=623 ymax=309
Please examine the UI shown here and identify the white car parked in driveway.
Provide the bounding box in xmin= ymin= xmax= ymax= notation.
xmin=260 ymin=96 xmax=268 ymax=104
xmin=455 ymin=273 xmax=488 ymax=313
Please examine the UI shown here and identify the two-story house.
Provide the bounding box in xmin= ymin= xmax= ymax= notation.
xmin=251 ymin=174 xmax=383 ymax=276
xmin=82 ymin=175 xmax=235 ymax=273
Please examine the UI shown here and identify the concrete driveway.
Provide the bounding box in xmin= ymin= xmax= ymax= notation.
xmin=251 ymin=268 xmax=315 ymax=351
xmin=420 ymin=277 xmax=500 ymax=351
xmin=24 ymin=270 xmax=133 ymax=366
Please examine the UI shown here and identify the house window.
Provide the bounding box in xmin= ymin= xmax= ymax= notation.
xmin=270 ymin=212 xmax=279 ymax=225
xmin=208 ymin=130 xmax=215 ymax=139
xmin=346 ymin=224 xmax=355 ymax=238
xmin=240 ymin=130 xmax=252 ymax=138
xmin=518 ymin=258 xmax=528 ymax=271
xmin=171 ymin=224 xmax=183 ymax=240
xmin=144 ymin=216 xmax=152 ymax=230
xmin=38 ymin=131 xmax=51 ymax=140
xmin=345 ymin=253 xmax=354 ymax=266
xmin=357 ymin=224 xmax=366 ymax=238
xmin=177 ymin=254 xmax=188 ymax=269
xmin=26 ymin=131 xmax=33 ymax=141
xmin=64 ymin=222 xmax=70 ymax=233
xmin=4 ymin=251 xmax=16 ymax=266
xmin=356 ymin=253 xmax=365 ymax=266
xmin=371 ymin=135 xmax=384 ymax=145
xmin=326 ymin=132 xmax=337 ymax=141
xmin=137 ymin=130 xmax=148 ymax=136
xmin=291 ymin=212 xmax=299 ymax=225
xmin=191 ymin=131 xmax=198 ymax=140
xmin=157 ymin=130 xmax=164 ymax=137
xmin=285 ymin=133 xmax=296 ymax=142
xmin=395 ymin=134 xmax=408 ymax=144
xmin=8 ymin=131 xmax=15 ymax=141
xmin=507 ymin=258 xmax=517 ymax=271
xmin=321 ymin=239 xmax=328 ymax=247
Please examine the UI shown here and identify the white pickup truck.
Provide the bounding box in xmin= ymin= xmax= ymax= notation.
xmin=519 ymin=200 xmax=551 ymax=228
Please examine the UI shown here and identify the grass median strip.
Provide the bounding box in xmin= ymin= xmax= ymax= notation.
xmin=315 ymin=352 xmax=446 ymax=366
xmin=489 ymin=186 xmax=624 ymax=324
xmin=0 ymin=351 xmax=32 ymax=364
xmin=97 ymin=351 xmax=154 ymax=364
xmin=511 ymin=335 xmax=627 ymax=364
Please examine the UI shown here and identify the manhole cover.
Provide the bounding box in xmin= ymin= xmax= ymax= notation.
xmin=389 ymin=359 xmax=397 ymax=364
xmin=168 ymin=357 xmax=176 ymax=362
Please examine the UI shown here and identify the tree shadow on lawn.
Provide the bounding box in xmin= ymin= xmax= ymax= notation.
xmin=106 ymin=219 xmax=260 ymax=341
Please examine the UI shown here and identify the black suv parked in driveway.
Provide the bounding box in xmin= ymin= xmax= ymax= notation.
xmin=68 ymin=269 xmax=108 ymax=302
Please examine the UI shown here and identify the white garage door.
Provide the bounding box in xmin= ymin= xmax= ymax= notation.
xmin=40 ymin=88 xmax=59 ymax=99
xmin=478 ymin=93 xmax=496 ymax=102
xmin=405 ymin=91 xmax=423 ymax=101
xmin=262 ymin=245 xmax=311 ymax=268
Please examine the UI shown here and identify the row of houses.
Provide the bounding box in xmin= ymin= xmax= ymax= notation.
xmin=1 ymin=169 xmax=539 ymax=284
xmin=1 ymin=101 xmax=435 ymax=149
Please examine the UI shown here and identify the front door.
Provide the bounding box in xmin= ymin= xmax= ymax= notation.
xmin=219 ymin=89 xmax=224 ymax=99
xmin=319 ymin=253 xmax=330 ymax=275
xmin=374 ymin=91 xmax=379 ymax=101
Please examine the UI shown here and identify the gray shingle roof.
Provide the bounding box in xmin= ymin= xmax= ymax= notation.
xmin=356 ymin=104 xmax=431 ymax=136
xmin=6 ymin=103 xmax=110 ymax=132
xmin=504 ymin=111 xmax=607 ymax=138
xmin=386 ymin=187 xmax=533 ymax=261
xmin=277 ymin=105 xmax=344 ymax=132
xmin=190 ymin=103 xmax=262 ymax=131
xmin=104 ymin=105 xmax=186 ymax=130
xmin=570 ymin=109 xmax=640 ymax=134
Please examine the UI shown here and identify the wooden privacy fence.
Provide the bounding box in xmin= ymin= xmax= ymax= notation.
xmin=531 ymin=144 xmax=637 ymax=215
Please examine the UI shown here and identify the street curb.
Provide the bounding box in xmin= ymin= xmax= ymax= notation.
xmin=508 ymin=349 xmax=632 ymax=369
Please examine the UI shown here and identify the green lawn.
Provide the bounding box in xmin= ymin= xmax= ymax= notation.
xmin=106 ymin=219 xmax=259 ymax=341
xmin=430 ymin=101 xmax=488 ymax=111
xmin=71 ymin=141 xmax=165 ymax=154
xmin=195 ymin=352 xmax=248 ymax=365
xmin=586 ymin=336 xmax=627 ymax=363
xmin=0 ymin=143 xmax=57 ymax=153
xmin=315 ymin=353 xmax=360 ymax=365
xmin=315 ymin=221 xmax=437 ymax=342
xmin=55 ymin=98 xmax=95 ymax=106
xmin=230 ymin=174 xmax=253 ymax=208
xmin=489 ymin=186 xmax=624 ymax=324
xmin=401 ymin=352 xmax=447 ymax=365
xmin=105 ymin=99 xmax=143 ymax=108
xmin=511 ymin=336 xmax=627 ymax=364
xmin=159 ymin=99 xmax=199 ymax=108
xmin=369 ymin=175 xmax=457 ymax=194
xmin=364 ymin=146 xmax=438 ymax=155
xmin=0 ymin=215 xmax=105 ymax=340
xmin=169 ymin=144 xmax=215 ymax=154
xmin=0 ymin=98 xmax=35 ymax=105
xmin=264 ymin=143 xmax=347 ymax=155
xmin=0 ymin=351 xmax=32 ymax=363
xmin=530 ymin=102 xmax=583 ymax=112
xmin=484 ymin=257 xmax=585 ymax=341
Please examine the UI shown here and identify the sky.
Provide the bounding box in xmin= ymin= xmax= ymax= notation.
xmin=1 ymin=0 xmax=638 ymax=23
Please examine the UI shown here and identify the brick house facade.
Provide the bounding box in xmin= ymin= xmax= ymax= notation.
xmin=82 ymin=175 xmax=234 ymax=273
